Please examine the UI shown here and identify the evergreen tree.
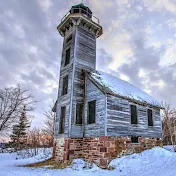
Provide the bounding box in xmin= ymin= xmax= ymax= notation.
xmin=10 ymin=106 xmax=30 ymax=150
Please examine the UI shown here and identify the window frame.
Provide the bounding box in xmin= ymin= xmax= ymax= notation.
xmin=66 ymin=35 xmax=72 ymax=44
xmin=59 ymin=106 xmax=66 ymax=134
xmin=131 ymin=136 xmax=139 ymax=143
xmin=75 ymin=103 xmax=83 ymax=125
xmin=130 ymin=104 xmax=138 ymax=124
xmin=87 ymin=100 xmax=96 ymax=124
xmin=147 ymin=108 xmax=153 ymax=126
xmin=62 ymin=75 xmax=68 ymax=96
xmin=64 ymin=48 xmax=71 ymax=66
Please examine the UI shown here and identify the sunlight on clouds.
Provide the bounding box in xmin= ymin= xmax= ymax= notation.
xmin=160 ymin=43 xmax=176 ymax=67
xmin=29 ymin=45 xmax=38 ymax=54
xmin=143 ymin=0 xmax=176 ymax=13
xmin=167 ymin=19 xmax=176 ymax=29
xmin=151 ymin=41 xmax=163 ymax=49
xmin=144 ymin=88 xmax=152 ymax=94
xmin=116 ymin=0 xmax=130 ymax=7
xmin=41 ymin=79 xmax=57 ymax=94
xmin=88 ymin=0 xmax=114 ymax=14
xmin=157 ymin=80 xmax=166 ymax=88
xmin=104 ymin=31 xmax=133 ymax=70
xmin=138 ymin=69 xmax=146 ymax=78
xmin=136 ymin=5 xmax=143 ymax=12
xmin=120 ymin=74 xmax=130 ymax=82
xmin=38 ymin=0 xmax=52 ymax=12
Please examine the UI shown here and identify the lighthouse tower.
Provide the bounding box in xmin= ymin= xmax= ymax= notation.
xmin=54 ymin=3 xmax=103 ymax=139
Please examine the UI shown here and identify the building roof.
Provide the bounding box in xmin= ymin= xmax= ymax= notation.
xmin=72 ymin=3 xmax=89 ymax=9
xmin=88 ymin=70 xmax=162 ymax=108
xmin=71 ymin=3 xmax=92 ymax=14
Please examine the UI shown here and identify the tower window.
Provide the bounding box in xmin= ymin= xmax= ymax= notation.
xmin=131 ymin=136 xmax=139 ymax=143
xmin=76 ymin=104 xmax=83 ymax=125
xmin=60 ymin=106 xmax=66 ymax=134
xmin=65 ymin=48 xmax=70 ymax=66
xmin=131 ymin=105 xmax=137 ymax=124
xmin=87 ymin=100 xmax=96 ymax=124
xmin=62 ymin=75 xmax=68 ymax=95
xmin=66 ymin=35 xmax=72 ymax=43
xmin=148 ymin=109 xmax=153 ymax=126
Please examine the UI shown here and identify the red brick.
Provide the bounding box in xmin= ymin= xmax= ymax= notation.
xmin=107 ymin=137 xmax=115 ymax=141
xmin=100 ymin=147 xmax=107 ymax=152
xmin=104 ymin=141 xmax=110 ymax=147
xmin=69 ymin=150 xmax=74 ymax=154
xmin=99 ymin=136 xmax=108 ymax=141
xmin=100 ymin=159 xmax=108 ymax=167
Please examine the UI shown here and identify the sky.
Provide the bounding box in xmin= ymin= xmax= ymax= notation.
xmin=0 ymin=0 xmax=176 ymax=127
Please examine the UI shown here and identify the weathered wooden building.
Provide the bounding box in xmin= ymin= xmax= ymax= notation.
xmin=53 ymin=3 xmax=163 ymax=167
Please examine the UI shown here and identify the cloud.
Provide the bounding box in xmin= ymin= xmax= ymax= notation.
xmin=38 ymin=0 xmax=52 ymax=12
xmin=96 ymin=48 xmax=113 ymax=70
xmin=143 ymin=0 xmax=176 ymax=13
xmin=0 ymin=0 xmax=176 ymax=129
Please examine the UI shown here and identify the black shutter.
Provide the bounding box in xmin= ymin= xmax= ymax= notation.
xmin=62 ymin=75 xmax=68 ymax=95
xmin=131 ymin=136 xmax=139 ymax=143
xmin=131 ymin=105 xmax=137 ymax=124
xmin=87 ymin=100 xmax=96 ymax=124
xmin=65 ymin=48 xmax=70 ymax=66
xmin=76 ymin=104 xmax=83 ymax=125
xmin=60 ymin=107 xmax=66 ymax=134
xmin=148 ymin=109 xmax=153 ymax=126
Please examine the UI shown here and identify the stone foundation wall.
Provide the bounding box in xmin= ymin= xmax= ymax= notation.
xmin=53 ymin=137 xmax=65 ymax=161
xmin=54 ymin=136 xmax=162 ymax=167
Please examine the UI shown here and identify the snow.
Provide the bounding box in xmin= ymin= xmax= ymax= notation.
xmin=0 ymin=147 xmax=176 ymax=176
xmin=91 ymin=71 xmax=160 ymax=106
xmin=163 ymin=145 xmax=176 ymax=152
xmin=109 ymin=147 xmax=176 ymax=176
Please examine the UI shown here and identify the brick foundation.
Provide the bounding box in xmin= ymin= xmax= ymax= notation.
xmin=53 ymin=136 xmax=162 ymax=167
xmin=53 ymin=137 xmax=65 ymax=161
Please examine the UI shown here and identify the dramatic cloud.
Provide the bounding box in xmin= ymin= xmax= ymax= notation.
xmin=0 ymin=0 xmax=176 ymax=127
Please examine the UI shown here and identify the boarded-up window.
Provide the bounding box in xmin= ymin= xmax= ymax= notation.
xmin=66 ymin=35 xmax=72 ymax=43
xmin=76 ymin=104 xmax=83 ymax=125
xmin=60 ymin=107 xmax=66 ymax=134
xmin=131 ymin=105 xmax=137 ymax=124
xmin=148 ymin=109 xmax=153 ymax=126
xmin=87 ymin=100 xmax=96 ymax=124
xmin=65 ymin=48 xmax=70 ymax=66
xmin=62 ymin=75 xmax=68 ymax=95
xmin=131 ymin=136 xmax=139 ymax=143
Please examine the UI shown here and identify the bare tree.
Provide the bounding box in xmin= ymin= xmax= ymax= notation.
xmin=27 ymin=127 xmax=40 ymax=156
xmin=42 ymin=104 xmax=56 ymax=147
xmin=0 ymin=85 xmax=34 ymax=135
xmin=26 ymin=127 xmax=52 ymax=156
xmin=162 ymin=102 xmax=176 ymax=151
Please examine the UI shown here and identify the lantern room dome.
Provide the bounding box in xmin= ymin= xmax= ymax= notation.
xmin=70 ymin=3 xmax=92 ymax=19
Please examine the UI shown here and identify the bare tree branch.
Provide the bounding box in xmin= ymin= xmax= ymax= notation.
xmin=162 ymin=102 xmax=176 ymax=151
xmin=0 ymin=85 xmax=36 ymax=135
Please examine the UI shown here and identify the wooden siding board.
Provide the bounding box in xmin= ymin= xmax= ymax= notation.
xmin=70 ymin=26 xmax=97 ymax=137
xmin=84 ymin=77 xmax=106 ymax=137
xmin=106 ymin=94 xmax=162 ymax=138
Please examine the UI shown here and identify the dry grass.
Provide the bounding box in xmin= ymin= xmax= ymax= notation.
xmin=23 ymin=158 xmax=72 ymax=169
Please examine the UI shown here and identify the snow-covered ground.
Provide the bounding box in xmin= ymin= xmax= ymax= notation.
xmin=163 ymin=145 xmax=176 ymax=152
xmin=0 ymin=147 xmax=176 ymax=176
